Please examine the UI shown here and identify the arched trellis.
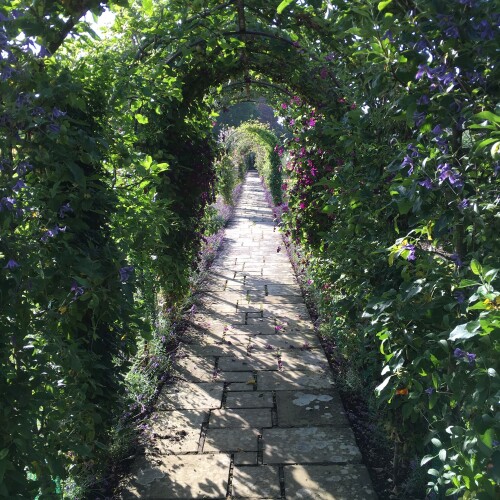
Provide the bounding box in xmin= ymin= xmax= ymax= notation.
xmin=6 ymin=2 xmax=499 ymax=498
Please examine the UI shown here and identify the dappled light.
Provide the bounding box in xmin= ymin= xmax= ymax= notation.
xmin=0 ymin=0 xmax=498 ymax=498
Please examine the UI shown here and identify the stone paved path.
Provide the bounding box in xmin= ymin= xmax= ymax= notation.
xmin=120 ymin=171 xmax=377 ymax=499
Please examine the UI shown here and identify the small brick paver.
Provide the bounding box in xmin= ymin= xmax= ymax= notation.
xmin=120 ymin=171 xmax=376 ymax=498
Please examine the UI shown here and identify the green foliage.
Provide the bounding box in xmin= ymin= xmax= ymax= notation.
xmin=227 ymin=122 xmax=283 ymax=204
xmin=1 ymin=0 xmax=499 ymax=497
xmin=215 ymin=156 xmax=237 ymax=205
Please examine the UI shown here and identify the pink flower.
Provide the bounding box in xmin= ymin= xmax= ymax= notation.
xmin=299 ymin=202 xmax=306 ymax=209
xmin=281 ymin=103 xmax=287 ymax=109
xmin=308 ymin=118 xmax=316 ymax=127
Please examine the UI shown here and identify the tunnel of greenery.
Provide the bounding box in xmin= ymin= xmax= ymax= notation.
xmin=0 ymin=0 xmax=499 ymax=497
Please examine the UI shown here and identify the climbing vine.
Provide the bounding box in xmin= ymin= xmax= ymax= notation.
xmin=0 ymin=0 xmax=498 ymax=497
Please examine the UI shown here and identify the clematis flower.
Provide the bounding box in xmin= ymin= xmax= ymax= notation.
xmin=414 ymin=111 xmax=426 ymax=127
xmin=70 ymin=281 xmax=85 ymax=298
xmin=454 ymin=347 xmax=465 ymax=358
xmin=404 ymin=244 xmax=416 ymax=261
xmin=416 ymin=64 xmax=432 ymax=80
xmin=418 ymin=178 xmax=433 ymax=189
xmin=4 ymin=259 xmax=19 ymax=269
xmin=119 ymin=265 xmax=135 ymax=282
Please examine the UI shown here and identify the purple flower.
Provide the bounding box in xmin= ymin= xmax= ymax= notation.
xmin=437 ymin=163 xmax=463 ymax=187
xmin=41 ymin=225 xmax=66 ymax=242
xmin=12 ymin=179 xmax=26 ymax=191
xmin=52 ymin=108 xmax=66 ymax=119
xmin=48 ymin=123 xmax=60 ymax=133
xmin=458 ymin=199 xmax=469 ymax=210
xmin=404 ymin=244 xmax=416 ymax=261
xmin=17 ymin=161 xmax=32 ymax=175
xmin=474 ymin=20 xmax=494 ymax=41
xmin=401 ymin=156 xmax=414 ymax=175
xmin=450 ymin=253 xmax=463 ymax=267
xmin=466 ymin=352 xmax=476 ymax=365
xmin=58 ymin=203 xmax=73 ymax=218
xmin=70 ymin=281 xmax=85 ymax=298
xmin=320 ymin=67 xmax=328 ymax=79
xmin=4 ymin=259 xmax=19 ymax=270
xmin=415 ymin=64 xmax=432 ymax=80
xmin=382 ymin=30 xmax=394 ymax=43
xmin=37 ymin=45 xmax=51 ymax=58
xmin=414 ymin=111 xmax=426 ymax=127
xmin=454 ymin=347 xmax=465 ymax=358
xmin=119 ymin=265 xmax=135 ymax=282
xmin=417 ymin=95 xmax=430 ymax=105
xmin=308 ymin=118 xmax=316 ymax=127
xmin=444 ymin=25 xmax=460 ymax=39
xmin=431 ymin=125 xmax=443 ymax=136
xmin=418 ymin=178 xmax=433 ymax=189
xmin=0 ymin=196 xmax=16 ymax=211
xmin=425 ymin=387 xmax=434 ymax=395
xmin=454 ymin=291 xmax=465 ymax=304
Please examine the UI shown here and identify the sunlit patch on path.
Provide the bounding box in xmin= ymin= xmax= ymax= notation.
xmin=120 ymin=171 xmax=376 ymax=499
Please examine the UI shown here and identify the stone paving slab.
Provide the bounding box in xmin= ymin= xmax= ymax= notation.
xmin=263 ymin=427 xmax=361 ymax=464
xmin=218 ymin=354 xmax=279 ymax=371
xmin=203 ymin=428 xmax=260 ymax=452
xmin=231 ymin=466 xmax=281 ymax=498
xmin=149 ymin=410 xmax=207 ymax=434
xmin=257 ymin=371 xmax=335 ymax=391
xmin=148 ymin=429 xmax=201 ymax=454
xmin=157 ymin=382 xmax=223 ymax=410
xmin=284 ymin=464 xmax=377 ymax=499
xmin=280 ymin=351 xmax=330 ymax=373
xmin=172 ymin=356 xmax=215 ymax=382
xmin=121 ymin=454 xmax=230 ymax=499
xmin=276 ymin=391 xmax=350 ymax=427
xmin=234 ymin=452 xmax=258 ymax=465
xmin=225 ymin=391 xmax=274 ymax=408
xmin=209 ymin=408 xmax=272 ymax=428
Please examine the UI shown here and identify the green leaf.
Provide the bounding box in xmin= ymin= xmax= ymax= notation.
xmin=421 ymin=455 xmax=434 ymax=466
xmin=439 ymin=448 xmax=447 ymax=462
xmin=471 ymin=259 xmax=482 ymax=276
xmin=449 ymin=322 xmax=480 ymax=341
xmin=0 ymin=449 xmax=8 ymax=461
xmin=135 ymin=113 xmax=149 ymax=124
xmin=378 ymin=0 xmax=393 ymax=11
xmin=475 ymin=111 xmax=500 ymax=124
xmin=142 ymin=0 xmax=154 ymax=16
xmin=277 ymin=0 xmax=295 ymax=14
xmin=431 ymin=437 xmax=442 ymax=448
xmin=375 ymin=375 xmax=392 ymax=394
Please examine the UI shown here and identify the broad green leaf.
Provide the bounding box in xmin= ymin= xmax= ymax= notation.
xmin=449 ymin=323 xmax=480 ymax=341
xmin=277 ymin=0 xmax=295 ymax=14
xmin=135 ymin=114 xmax=149 ymax=124
xmin=142 ymin=0 xmax=154 ymax=16
xmin=378 ymin=0 xmax=393 ymax=11
xmin=475 ymin=111 xmax=500 ymax=124
xmin=471 ymin=259 xmax=482 ymax=276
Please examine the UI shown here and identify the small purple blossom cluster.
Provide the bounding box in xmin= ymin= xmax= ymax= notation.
xmin=454 ymin=347 xmax=476 ymax=366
